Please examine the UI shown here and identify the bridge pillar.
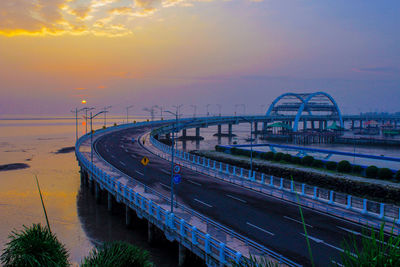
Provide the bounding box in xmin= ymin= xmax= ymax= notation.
xmin=166 ymin=133 xmax=171 ymax=139
xmin=228 ymin=124 xmax=232 ymax=136
xmin=351 ymin=120 xmax=355 ymax=129
xmin=125 ymin=205 xmax=132 ymax=228
xmin=359 ymin=120 xmax=363 ymax=129
xmin=195 ymin=127 xmax=200 ymax=138
xmin=254 ymin=122 xmax=258 ymax=134
xmin=324 ymin=120 xmax=327 ymax=129
xmin=178 ymin=244 xmax=187 ymax=267
xmin=107 ymin=192 xmax=113 ymax=212
xmin=182 ymin=129 xmax=187 ymax=138
xmin=88 ymin=177 xmax=94 ymax=194
xmin=217 ymin=124 xmax=222 ymax=135
xmin=147 ymin=222 xmax=156 ymax=245
xmin=319 ymin=120 xmax=323 ymax=130
xmin=95 ymin=182 xmax=101 ymax=204
xmin=311 ymin=120 xmax=315 ymax=129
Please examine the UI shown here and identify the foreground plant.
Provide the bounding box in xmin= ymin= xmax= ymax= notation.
xmin=81 ymin=241 xmax=153 ymax=267
xmin=232 ymin=254 xmax=279 ymax=267
xmin=339 ymin=223 xmax=400 ymax=267
xmin=0 ymin=223 xmax=69 ymax=267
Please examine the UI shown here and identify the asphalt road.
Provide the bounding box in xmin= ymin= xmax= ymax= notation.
xmin=94 ymin=125 xmax=369 ymax=266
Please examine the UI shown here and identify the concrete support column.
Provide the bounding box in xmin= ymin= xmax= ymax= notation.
xmin=148 ymin=222 xmax=155 ymax=245
xmin=95 ymin=182 xmax=101 ymax=204
xmin=107 ymin=192 xmax=113 ymax=212
xmin=351 ymin=120 xmax=355 ymax=129
xmin=359 ymin=120 xmax=363 ymax=129
xmin=195 ymin=127 xmax=200 ymax=138
xmin=166 ymin=133 xmax=171 ymax=139
xmin=254 ymin=122 xmax=258 ymax=134
xmin=217 ymin=124 xmax=222 ymax=135
xmin=228 ymin=124 xmax=232 ymax=136
xmin=311 ymin=121 xmax=315 ymax=129
xmin=324 ymin=120 xmax=327 ymax=129
xmin=178 ymin=244 xmax=187 ymax=267
xmin=125 ymin=205 xmax=132 ymax=227
xmin=182 ymin=129 xmax=187 ymax=138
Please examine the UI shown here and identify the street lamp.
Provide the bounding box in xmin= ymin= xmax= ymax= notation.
xmin=90 ymin=111 xmax=108 ymax=174
xmin=164 ymin=108 xmax=179 ymax=213
xmin=190 ymin=105 xmax=197 ymax=118
xmin=71 ymin=107 xmax=87 ymax=143
xmin=81 ymin=107 xmax=95 ymax=134
xmin=205 ymin=104 xmax=211 ymax=117
xmin=143 ymin=106 xmax=157 ymax=121
xmin=103 ymin=106 xmax=112 ymax=127
xmin=126 ymin=105 xmax=134 ymax=123
xmin=216 ymin=104 xmax=222 ymax=117
xmin=155 ymin=105 xmax=164 ymax=120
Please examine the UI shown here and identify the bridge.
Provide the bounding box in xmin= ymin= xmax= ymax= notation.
xmin=75 ymin=114 xmax=400 ymax=266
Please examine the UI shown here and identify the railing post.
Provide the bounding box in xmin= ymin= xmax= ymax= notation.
xmin=203 ymin=157 xmax=206 ymax=166
xmin=279 ymin=178 xmax=283 ymax=189
xmin=204 ymin=234 xmax=211 ymax=254
xmin=270 ymin=175 xmax=274 ymax=186
xmin=346 ymin=195 xmax=352 ymax=209
xmin=207 ymin=159 xmax=210 ymax=167
xmin=313 ymin=187 xmax=318 ymax=199
xmin=362 ymin=199 xmax=367 ymax=214
xmin=232 ymin=166 xmax=236 ymax=175
xmin=301 ymin=184 xmax=305 ymax=196
xmin=248 ymin=170 xmax=251 ymax=179
xmin=191 ymin=226 xmax=197 ymax=245
xmin=261 ymin=173 xmax=265 ymax=183
xmin=156 ymin=206 xmax=161 ymax=220
xmin=180 ymin=219 xmax=185 ymax=237
xmin=219 ymin=163 xmax=223 ymax=172
xmin=219 ymin=242 xmax=226 ymax=264
xmin=328 ymin=191 xmax=334 ymax=204
xmin=240 ymin=168 xmax=243 ymax=177
xmin=226 ymin=164 xmax=230 ymax=174
xmin=379 ymin=203 xmax=385 ymax=219
xmin=212 ymin=161 xmax=216 ymax=170
xmin=290 ymin=180 xmax=294 ymax=192
xmin=235 ymin=252 xmax=242 ymax=264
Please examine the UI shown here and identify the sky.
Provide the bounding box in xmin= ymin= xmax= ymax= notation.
xmin=0 ymin=0 xmax=399 ymax=116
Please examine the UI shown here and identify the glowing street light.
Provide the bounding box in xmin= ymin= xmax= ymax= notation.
xmin=81 ymin=100 xmax=87 ymax=104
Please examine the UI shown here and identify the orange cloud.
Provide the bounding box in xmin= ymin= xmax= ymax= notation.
xmin=74 ymin=87 xmax=86 ymax=90
xmin=98 ymin=85 xmax=106 ymax=89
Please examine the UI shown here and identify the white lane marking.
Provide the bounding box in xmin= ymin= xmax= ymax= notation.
xmin=284 ymin=216 xmax=313 ymax=228
xmin=161 ymin=169 xmax=170 ymax=175
xmin=131 ymin=154 xmax=136 ymax=158
xmin=187 ymin=180 xmax=202 ymax=186
xmin=125 ymin=149 xmax=129 ymax=153
xmin=226 ymin=194 xmax=247 ymax=203
xmin=300 ymin=233 xmax=344 ymax=252
xmin=331 ymin=261 xmax=344 ymax=267
xmin=111 ymin=155 xmax=115 ymax=158
xmin=135 ymin=170 xmax=144 ymax=176
xmin=120 ymin=161 xmax=126 ymax=166
xmin=194 ymin=198 xmax=213 ymax=208
xmin=160 ymin=182 xmax=170 ymax=189
xmin=246 ymin=222 xmax=275 ymax=236
xmin=337 ymin=226 xmax=362 ymax=236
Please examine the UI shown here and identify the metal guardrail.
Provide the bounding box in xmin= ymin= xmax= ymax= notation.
xmin=75 ymin=120 xmax=300 ymax=267
xmin=150 ymin=122 xmax=400 ymax=235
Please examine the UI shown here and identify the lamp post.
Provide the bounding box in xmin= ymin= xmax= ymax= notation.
xmin=71 ymin=107 xmax=86 ymax=143
xmin=90 ymin=111 xmax=108 ymax=174
xmin=164 ymin=109 xmax=179 ymax=213
xmin=143 ymin=106 xmax=157 ymax=121
xmin=126 ymin=105 xmax=134 ymax=123
xmin=234 ymin=104 xmax=240 ymax=117
xmin=81 ymin=107 xmax=95 ymax=134
xmin=216 ymin=104 xmax=222 ymax=117
xmin=205 ymin=104 xmax=211 ymax=117
xmin=190 ymin=105 xmax=197 ymax=118
xmin=103 ymin=106 xmax=112 ymax=127
xmin=155 ymin=105 xmax=164 ymax=120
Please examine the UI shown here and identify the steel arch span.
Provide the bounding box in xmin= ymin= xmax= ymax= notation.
xmin=265 ymin=92 xmax=344 ymax=132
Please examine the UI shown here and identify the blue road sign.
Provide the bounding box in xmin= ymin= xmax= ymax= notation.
xmin=173 ymin=174 xmax=181 ymax=184
xmin=173 ymin=164 xmax=181 ymax=174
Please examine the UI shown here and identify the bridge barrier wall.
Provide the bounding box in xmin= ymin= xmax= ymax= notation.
xmin=75 ymin=119 xmax=300 ymax=267
xmin=150 ymin=125 xmax=400 ymax=234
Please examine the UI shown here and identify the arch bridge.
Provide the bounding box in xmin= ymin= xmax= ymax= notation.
xmin=265 ymin=92 xmax=344 ymax=132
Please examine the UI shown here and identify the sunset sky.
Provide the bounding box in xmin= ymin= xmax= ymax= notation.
xmin=0 ymin=0 xmax=399 ymax=115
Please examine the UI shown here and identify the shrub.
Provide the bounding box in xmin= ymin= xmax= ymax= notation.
xmin=312 ymin=159 xmax=324 ymax=168
xmin=215 ymin=145 xmax=224 ymax=152
xmin=352 ymin=165 xmax=363 ymax=174
xmin=273 ymin=152 xmax=284 ymax=161
xmin=365 ymin=165 xmax=379 ymax=178
xmin=378 ymin=168 xmax=393 ymax=180
xmin=0 ymin=224 xmax=69 ymax=267
xmin=263 ymin=151 xmax=275 ymax=160
xmin=337 ymin=160 xmax=352 ymax=173
xmin=230 ymin=147 xmax=239 ymax=154
xmin=291 ymin=156 xmax=301 ymax=164
xmin=396 ymin=170 xmax=400 ymax=181
xmin=301 ymin=156 xmax=314 ymax=166
xmin=113 ymin=123 xmax=117 ymax=126
xmin=283 ymin=154 xmax=292 ymax=163
xmin=326 ymin=161 xmax=337 ymax=170
xmin=81 ymin=241 xmax=153 ymax=267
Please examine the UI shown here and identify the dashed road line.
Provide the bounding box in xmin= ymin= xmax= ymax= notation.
xmin=120 ymin=161 xmax=126 ymax=166
xmin=187 ymin=180 xmax=202 ymax=186
xmin=135 ymin=170 xmax=144 ymax=176
xmin=194 ymin=198 xmax=212 ymax=208
xmin=226 ymin=194 xmax=247 ymax=203
xmin=159 ymin=182 xmax=170 ymax=189
xmin=246 ymin=222 xmax=275 ymax=236
xmin=284 ymin=216 xmax=313 ymax=228
xmin=161 ymin=169 xmax=170 ymax=175
xmin=300 ymin=233 xmax=344 ymax=252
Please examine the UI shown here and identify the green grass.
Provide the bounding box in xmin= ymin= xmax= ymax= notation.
xmin=339 ymin=222 xmax=400 ymax=267
xmin=0 ymin=224 xmax=69 ymax=267
xmin=81 ymin=241 xmax=153 ymax=267
xmin=232 ymin=254 xmax=279 ymax=267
